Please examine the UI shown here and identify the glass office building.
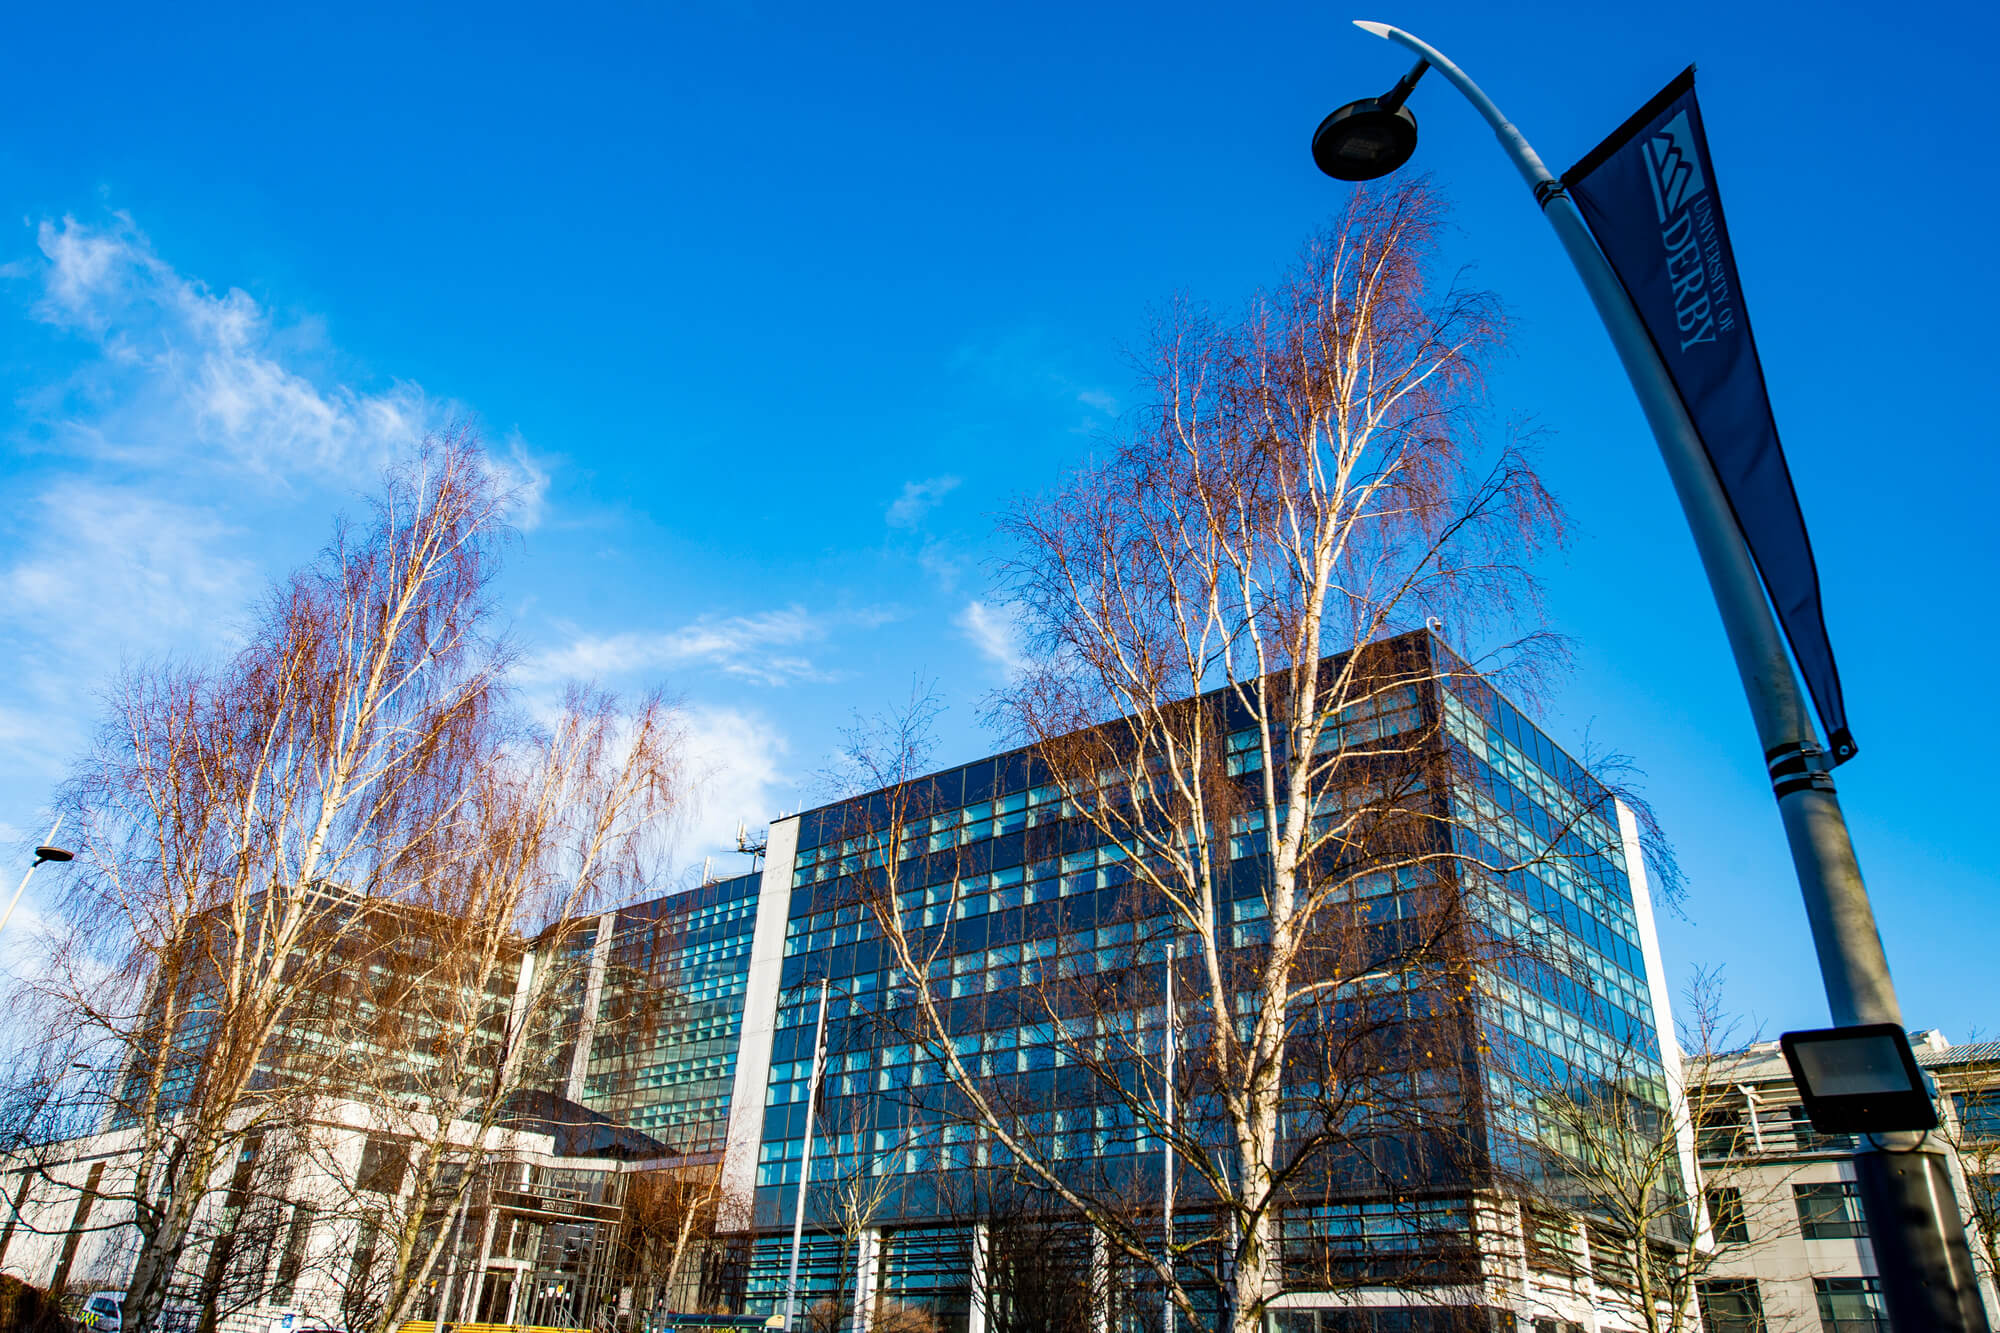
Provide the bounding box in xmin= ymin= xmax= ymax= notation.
xmin=707 ymin=631 xmax=1678 ymax=1330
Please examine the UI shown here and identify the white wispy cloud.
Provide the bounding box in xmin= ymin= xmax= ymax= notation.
xmin=494 ymin=431 xmax=552 ymax=532
xmin=1 ymin=481 xmax=261 ymax=787
xmin=917 ymin=537 xmax=966 ymax=591
xmin=5 ymin=480 xmax=255 ymax=637
xmin=19 ymin=213 xmax=438 ymax=481
xmin=955 ymin=599 xmax=1027 ymax=679
xmin=676 ymin=705 xmax=796 ymax=871
xmin=885 ymin=475 xmax=961 ymax=529
xmin=0 ymin=210 xmax=555 ymax=942
xmin=520 ymin=605 xmax=898 ymax=687
xmin=0 ymin=898 xmax=55 ymax=986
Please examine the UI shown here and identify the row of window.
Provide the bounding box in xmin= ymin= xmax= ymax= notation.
xmin=1697 ymin=1275 xmax=1886 ymax=1333
xmin=765 ymin=957 xmax=1440 ymax=1109
xmin=1441 ymin=689 xmax=1623 ymax=869
xmin=1954 ymin=1088 xmax=2000 ymax=1139
xmin=1456 ymin=804 xmax=1656 ymax=1040
xmin=1454 ymin=777 xmax=1642 ymax=963
xmin=1483 ymin=964 xmax=1651 ymax=1066
xmin=1470 ymin=856 xmax=1646 ymax=1004
xmin=600 ymin=1051 xmax=735 ymax=1087
xmin=623 ymin=1094 xmax=733 ymax=1150
xmin=608 ymin=910 xmax=758 ymax=974
xmin=1480 ymin=988 xmax=1652 ymax=1094
xmin=788 ymin=842 xmax=1455 ymax=970
xmin=785 ymin=848 xmax=1157 ymax=951
xmin=674 ymin=895 xmax=759 ymax=933
xmin=659 ymin=932 xmax=755 ymax=964
xmin=790 ymin=765 xmax=1612 ymax=963
xmin=1698 ymin=1100 xmax=1856 ymax=1159
xmin=589 ymin=1011 xmax=741 ymax=1063
xmin=1703 ymin=1180 xmax=1867 ymax=1244
xmin=741 ymin=1229 xmax=973 ymax=1317
xmin=793 ymin=687 xmax=1441 ymax=887
xmin=753 ymin=1111 xmax=1162 ymax=1187
xmin=800 ymin=690 xmax=1427 ymax=875
xmin=1279 ymin=1197 xmax=1469 ymax=1247
xmin=627 ymin=965 xmax=751 ymax=1009
xmin=792 ymin=785 xmax=1070 ymax=884
xmin=1220 ymin=686 xmax=1426 ymax=777
xmin=763 ymin=1004 xmax=1178 ymax=1108
xmin=653 ymin=973 xmax=749 ymax=1007
xmin=1441 ymin=675 xmax=1609 ymax=817
xmin=1473 ymin=958 xmax=1650 ymax=1098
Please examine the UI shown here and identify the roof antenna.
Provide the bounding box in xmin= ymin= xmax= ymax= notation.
xmin=736 ymin=820 xmax=770 ymax=872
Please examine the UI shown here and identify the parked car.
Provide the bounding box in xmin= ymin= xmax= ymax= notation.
xmin=79 ymin=1292 xmax=123 ymax=1333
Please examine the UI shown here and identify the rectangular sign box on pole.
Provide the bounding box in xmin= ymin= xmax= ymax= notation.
xmin=1780 ymin=1023 xmax=1938 ymax=1134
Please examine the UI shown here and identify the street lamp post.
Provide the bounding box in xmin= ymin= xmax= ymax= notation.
xmin=781 ymin=978 xmax=834 ymax=1333
xmin=0 ymin=817 xmax=74 ymax=940
xmin=1317 ymin=21 xmax=1986 ymax=1331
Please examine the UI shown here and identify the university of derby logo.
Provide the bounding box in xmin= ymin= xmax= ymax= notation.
xmin=1643 ymin=110 xmax=1708 ymax=223
xmin=1636 ymin=103 xmax=1732 ymax=350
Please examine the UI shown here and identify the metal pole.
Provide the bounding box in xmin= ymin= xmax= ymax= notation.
xmin=1161 ymin=933 xmax=1175 ymax=1333
xmin=433 ymin=1170 xmax=474 ymax=1333
xmin=1347 ymin=22 xmax=1988 ymax=1330
xmin=782 ymin=979 xmax=832 ymax=1333
xmin=0 ymin=817 xmax=63 ymax=940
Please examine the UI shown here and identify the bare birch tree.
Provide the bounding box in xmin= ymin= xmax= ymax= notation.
xmin=6 ymin=432 xmax=527 ymax=1333
xmin=616 ymin=1159 xmax=746 ymax=1319
xmin=305 ymin=687 xmax=683 ymax=1333
xmin=839 ymin=666 xmax=1494 ymax=1329
xmin=836 ymin=182 xmax=1599 ymax=1333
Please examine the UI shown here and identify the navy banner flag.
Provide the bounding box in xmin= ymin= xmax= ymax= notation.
xmin=1564 ymin=68 xmax=1856 ymax=763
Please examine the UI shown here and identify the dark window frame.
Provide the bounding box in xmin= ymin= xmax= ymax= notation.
xmin=1813 ymin=1276 xmax=1887 ymax=1333
xmin=1706 ymin=1185 xmax=1750 ymax=1244
xmin=1794 ymin=1180 xmax=1867 ymax=1241
xmin=1697 ymin=1278 xmax=1766 ymax=1333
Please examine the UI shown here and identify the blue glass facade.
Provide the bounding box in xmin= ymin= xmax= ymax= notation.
xmin=723 ymin=632 xmax=1674 ymax=1328
xmin=1436 ymin=672 xmax=1669 ymax=1176
xmin=580 ymin=871 xmax=761 ymax=1152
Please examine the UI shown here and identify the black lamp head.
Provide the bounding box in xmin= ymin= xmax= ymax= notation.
xmin=1312 ymin=98 xmax=1419 ymax=181
xmin=34 ymin=846 xmax=74 ymax=865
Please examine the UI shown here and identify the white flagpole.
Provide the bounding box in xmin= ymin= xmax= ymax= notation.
xmin=1161 ymin=930 xmax=1175 ymax=1333
xmin=782 ymin=979 xmax=832 ymax=1333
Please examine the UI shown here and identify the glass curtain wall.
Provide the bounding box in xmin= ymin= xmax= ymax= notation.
xmin=584 ymin=872 xmax=762 ymax=1152
xmin=745 ymin=632 xmax=1672 ymax=1329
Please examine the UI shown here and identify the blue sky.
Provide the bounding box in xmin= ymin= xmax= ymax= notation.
xmin=3 ymin=0 xmax=1995 ymax=1042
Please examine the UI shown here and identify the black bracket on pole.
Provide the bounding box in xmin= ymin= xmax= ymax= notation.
xmin=1377 ymin=58 xmax=1430 ymax=112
